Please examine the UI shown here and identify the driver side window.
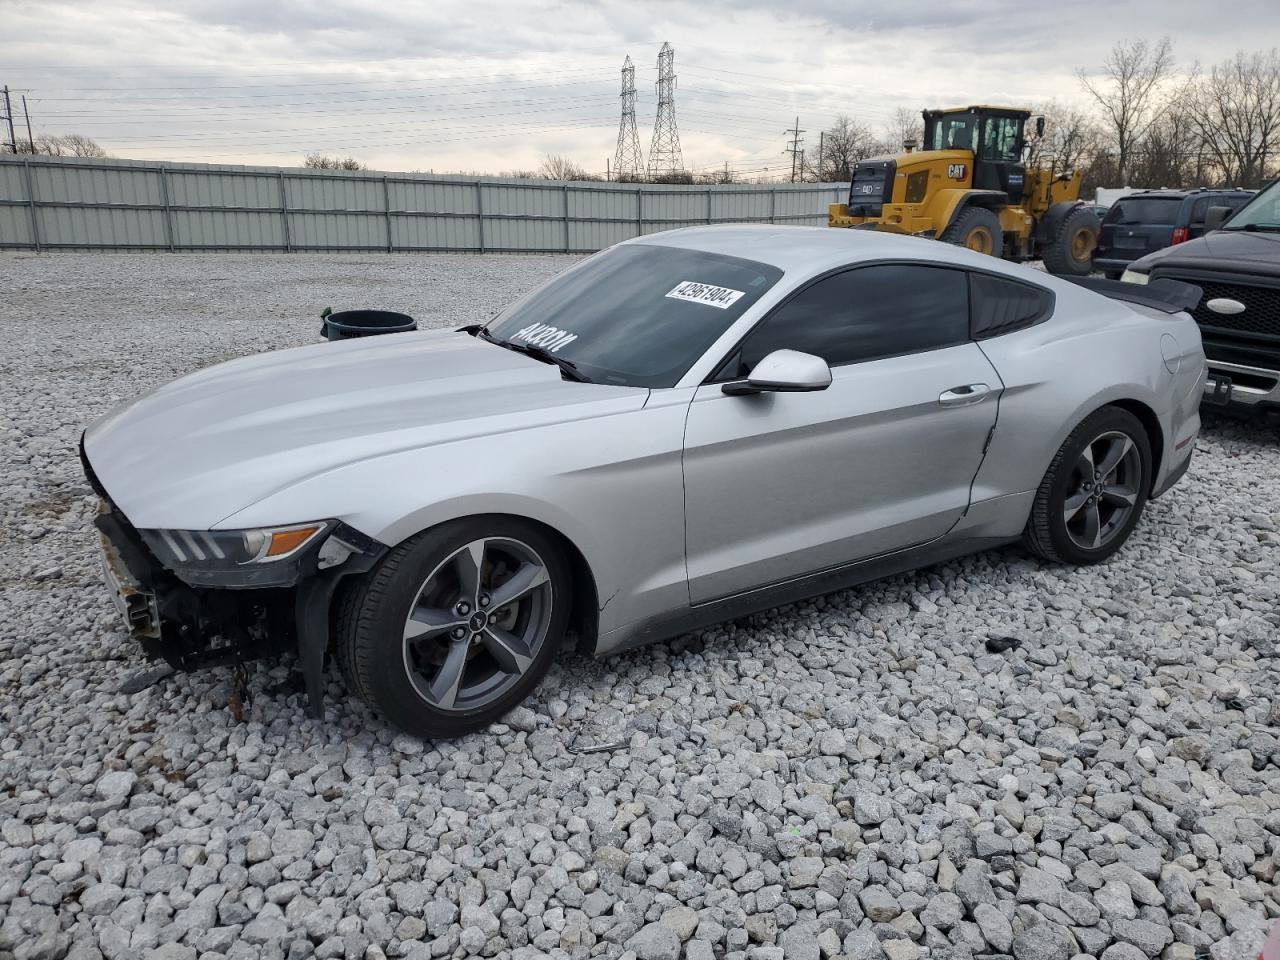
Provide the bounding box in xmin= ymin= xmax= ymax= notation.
xmin=717 ymin=264 xmax=970 ymax=380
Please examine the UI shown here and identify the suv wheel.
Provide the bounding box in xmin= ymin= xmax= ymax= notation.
xmin=336 ymin=517 xmax=570 ymax=738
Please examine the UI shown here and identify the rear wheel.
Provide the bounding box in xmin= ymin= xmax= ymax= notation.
xmin=1024 ymin=407 xmax=1152 ymax=565
xmin=941 ymin=206 xmax=1002 ymax=257
xmin=1041 ymin=205 xmax=1098 ymax=276
xmin=336 ymin=518 xmax=570 ymax=738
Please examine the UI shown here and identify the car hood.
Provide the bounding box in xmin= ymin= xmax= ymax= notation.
xmin=84 ymin=330 xmax=648 ymax=531
xmin=1134 ymin=229 xmax=1280 ymax=276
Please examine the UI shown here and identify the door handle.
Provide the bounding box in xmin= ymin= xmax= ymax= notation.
xmin=938 ymin=383 xmax=990 ymax=406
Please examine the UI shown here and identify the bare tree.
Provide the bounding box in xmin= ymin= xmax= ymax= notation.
xmin=304 ymin=153 xmax=364 ymax=170
xmin=1128 ymin=110 xmax=1200 ymax=187
xmin=539 ymin=154 xmax=595 ymax=180
xmin=1185 ymin=49 xmax=1280 ymax=187
xmin=884 ymin=107 xmax=923 ymax=151
xmin=1079 ymin=37 xmax=1182 ymax=184
xmin=18 ymin=134 xmax=107 ymax=157
xmin=1026 ymin=101 xmax=1102 ymax=173
xmin=807 ymin=114 xmax=884 ymax=182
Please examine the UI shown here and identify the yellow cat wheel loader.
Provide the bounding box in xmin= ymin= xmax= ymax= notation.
xmin=829 ymin=105 xmax=1098 ymax=275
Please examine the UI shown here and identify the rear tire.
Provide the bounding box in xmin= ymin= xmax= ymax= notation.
xmin=940 ymin=206 xmax=1002 ymax=257
xmin=335 ymin=518 xmax=570 ymax=738
xmin=1024 ymin=407 xmax=1152 ymax=565
xmin=1041 ymin=205 xmax=1098 ymax=276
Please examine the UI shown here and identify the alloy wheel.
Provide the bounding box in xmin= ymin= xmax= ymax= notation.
xmin=401 ymin=537 xmax=553 ymax=712
xmin=1063 ymin=430 xmax=1141 ymax=550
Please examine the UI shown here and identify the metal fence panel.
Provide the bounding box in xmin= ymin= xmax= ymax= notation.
xmin=0 ymin=155 xmax=845 ymax=253
xmin=173 ymin=209 xmax=284 ymax=249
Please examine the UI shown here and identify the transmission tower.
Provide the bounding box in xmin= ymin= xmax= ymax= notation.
xmin=612 ymin=56 xmax=644 ymax=181
xmin=784 ymin=116 xmax=805 ymax=183
xmin=647 ymin=42 xmax=684 ymax=179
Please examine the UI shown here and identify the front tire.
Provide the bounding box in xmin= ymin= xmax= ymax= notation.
xmin=941 ymin=206 xmax=1003 ymax=257
xmin=336 ymin=518 xmax=570 ymax=738
xmin=1024 ymin=407 xmax=1152 ymax=564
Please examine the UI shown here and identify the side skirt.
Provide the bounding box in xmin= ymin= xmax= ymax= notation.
xmin=599 ymin=533 xmax=1017 ymax=657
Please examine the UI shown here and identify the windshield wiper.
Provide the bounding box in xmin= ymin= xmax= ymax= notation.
xmin=1223 ymin=222 xmax=1280 ymax=233
xmin=475 ymin=328 xmax=592 ymax=383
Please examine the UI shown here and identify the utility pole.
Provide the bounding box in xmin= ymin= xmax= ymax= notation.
xmin=817 ymin=131 xmax=825 ymax=183
xmin=21 ymin=95 xmax=34 ymax=152
xmin=1 ymin=87 xmax=16 ymax=154
xmin=784 ymin=116 xmax=805 ymax=183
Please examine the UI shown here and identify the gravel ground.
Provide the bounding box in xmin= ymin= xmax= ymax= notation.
xmin=0 ymin=252 xmax=1277 ymax=960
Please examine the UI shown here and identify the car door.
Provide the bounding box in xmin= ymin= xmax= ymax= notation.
xmin=682 ymin=263 xmax=1000 ymax=604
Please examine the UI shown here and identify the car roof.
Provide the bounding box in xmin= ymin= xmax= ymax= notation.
xmin=1124 ymin=188 xmax=1252 ymax=199
xmin=627 ymin=224 xmax=1016 ymax=276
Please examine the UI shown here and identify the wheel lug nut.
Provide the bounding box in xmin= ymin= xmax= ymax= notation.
xmin=456 ymin=601 xmax=470 ymax=615
xmin=452 ymin=627 xmax=466 ymax=639
xmin=479 ymin=593 xmax=490 ymax=607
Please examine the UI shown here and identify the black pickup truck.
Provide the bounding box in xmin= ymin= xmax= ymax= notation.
xmin=1122 ymin=179 xmax=1280 ymax=411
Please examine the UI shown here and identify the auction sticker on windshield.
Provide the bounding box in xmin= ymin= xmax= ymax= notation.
xmin=512 ymin=323 xmax=578 ymax=353
xmin=665 ymin=280 xmax=745 ymax=309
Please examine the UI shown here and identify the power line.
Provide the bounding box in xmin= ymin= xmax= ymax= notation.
xmin=612 ymin=55 xmax=644 ymax=180
xmin=647 ymin=42 xmax=684 ymax=178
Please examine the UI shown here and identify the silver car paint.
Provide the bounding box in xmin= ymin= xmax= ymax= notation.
xmin=683 ymin=342 xmax=1000 ymax=603
xmin=83 ymin=225 xmax=1203 ymax=656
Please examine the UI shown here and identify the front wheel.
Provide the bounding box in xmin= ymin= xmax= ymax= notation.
xmin=336 ymin=518 xmax=570 ymax=738
xmin=940 ymin=206 xmax=1003 ymax=257
xmin=1024 ymin=407 xmax=1152 ymax=564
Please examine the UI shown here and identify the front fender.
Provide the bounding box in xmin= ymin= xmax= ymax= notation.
xmin=216 ymin=398 xmax=692 ymax=638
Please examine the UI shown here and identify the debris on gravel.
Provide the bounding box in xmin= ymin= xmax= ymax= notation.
xmin=0 ymin=253 xmax=1276 ymax=959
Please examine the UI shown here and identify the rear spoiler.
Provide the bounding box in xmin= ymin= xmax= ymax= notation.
xmin=1062 ymin=276 xmax=1202 ymax=314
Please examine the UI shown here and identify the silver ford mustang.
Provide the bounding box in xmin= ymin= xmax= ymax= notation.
xmin=83 ymin=226 xmax=1205 ymax=738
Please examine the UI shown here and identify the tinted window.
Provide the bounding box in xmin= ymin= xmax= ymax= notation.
xmin=1188 ymin=197 xmax=1211 ymax=226
xmin=1104 ymin=197 xmax=1182 ymax=225
xmin=970 ymin=273 xmax=1054 ymax=339
xmin=729 ymin=264 xmax=969 ymax=376
xmin=484 ymin=244 xmax=782 ymax=388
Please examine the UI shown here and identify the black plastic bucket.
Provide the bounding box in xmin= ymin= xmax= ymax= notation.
xmin=321 ymin=310 xmax=417 ymax=341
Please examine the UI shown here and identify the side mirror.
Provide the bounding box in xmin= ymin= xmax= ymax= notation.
xmin=722 ymin=349 xmax=832 ymax=396
xmin=1204 ymin=205 xmax=1233 ymax=232
xmin=1035 ymin=116 xmax=1046 ymax=137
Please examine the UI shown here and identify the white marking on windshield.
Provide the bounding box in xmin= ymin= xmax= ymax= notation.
xmin=513 ymin=323 xmax=578 ymax=353
xmin=665 ymin=280 xmax=746 ymax=309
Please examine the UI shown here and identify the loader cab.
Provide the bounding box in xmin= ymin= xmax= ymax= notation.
xmin=923 ymin=106 xmax=1030 ymax=204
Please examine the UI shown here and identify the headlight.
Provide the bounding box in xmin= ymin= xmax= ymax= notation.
xmin=1120 ymin=269 xmax=1149 ymax=285
xmin=139 ymin=522 xmax=331 ymax=587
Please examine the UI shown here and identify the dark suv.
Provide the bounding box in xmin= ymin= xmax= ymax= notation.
xmin=1094 ymin=188 xmax=1255 ymax=278
xmin=1122 ymin=179 xmax=1280 ymax=411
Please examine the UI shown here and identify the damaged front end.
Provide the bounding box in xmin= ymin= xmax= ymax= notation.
xmin=82 ymin=438 xmax=386 ymax=716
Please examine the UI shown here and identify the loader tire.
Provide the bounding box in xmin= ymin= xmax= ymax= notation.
xmin=940 ymin=206 xmax=1002 ymax=257
xmin=1041 ymin=205 xmax=1098 ymax=276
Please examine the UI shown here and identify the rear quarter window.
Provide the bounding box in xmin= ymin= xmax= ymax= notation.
xmin=1104 ymin=197 xmax=1183 ymax=225
xmin=969 ymin=273 xmax=1054 ymax=339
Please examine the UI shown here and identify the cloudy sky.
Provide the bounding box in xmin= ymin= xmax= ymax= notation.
xmin=6 ymin=0 xmax=1274 ymax=177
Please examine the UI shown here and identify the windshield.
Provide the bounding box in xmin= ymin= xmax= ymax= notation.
xmin=928 ymin=114 xmax=977 ymax=152
xmin=1103 ymin=196 xmax=1182 ymax=225
xmin=1222 ymin=179 xmax=1280 ymax=231
xmin=483 ymin=244 xmax=783 ymax=388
